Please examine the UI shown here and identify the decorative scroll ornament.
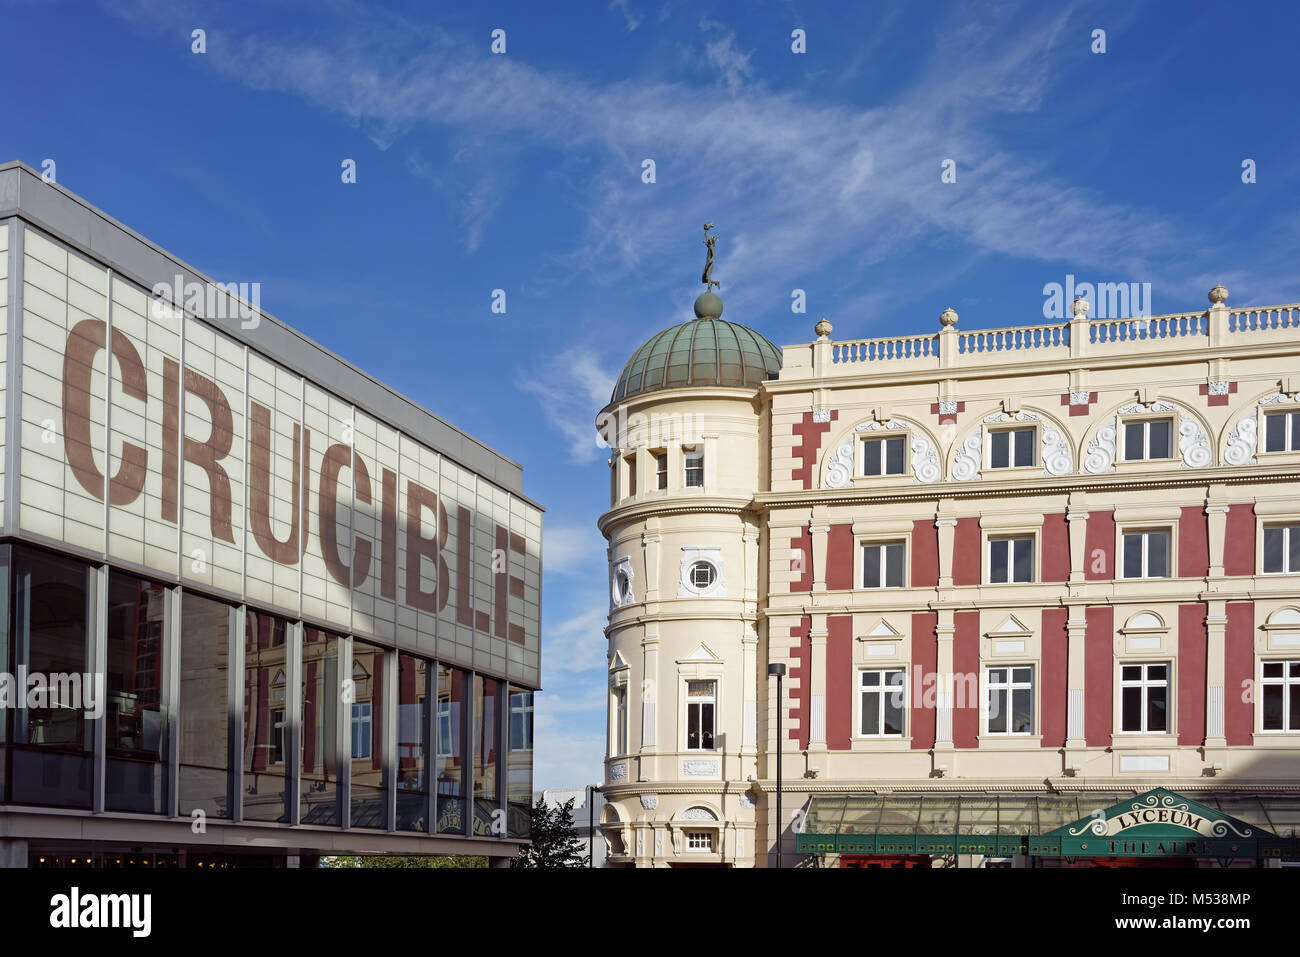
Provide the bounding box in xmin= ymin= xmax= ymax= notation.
xmin=1225 ymin=416 xmax=1257 ymax=466
xmin=1069 ymin=390 xmax=1092 ymax=406
xmin=1042 ymin=426 xmax=1073 ymax=476
xmin=812 ymin=408 xmax=832 ymax=423
xmin=1085 ymin=421 xmax=1118 ymax=473
xmin=937 ymin=400 xmax=958 ymax=415
xmin=1207 ymin=380 xmax=1231 ymax=396
xmin=680 ymin=807 xmax=718 ymax=821
xmin=983 ymin=410 xmax=1042 ymax=424
xmin=952 ymin=427 xmax=983 ymax=481
xmin=1178 ymin=416 xmax=1212 ymax=468
xmin=738 ymin=794 xmax=756 ymax=810
xmin=640 ymin=794 xmax=659 ymax=810
xmin=681 ymin=759 xmax=719 ymax=776
xmin=609 ymin=763 xmax=628 ymax=781
xmin=824 ymin=441 xmax=854 ymax=489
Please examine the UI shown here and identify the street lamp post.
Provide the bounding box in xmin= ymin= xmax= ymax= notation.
xmin=588 ymin=784 xmax=601 ymax=869
xmin=767 ymin=662 xmax=787 ymax=869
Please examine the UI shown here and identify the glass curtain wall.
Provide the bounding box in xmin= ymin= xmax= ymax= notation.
xmin=105 ymin=571 xmax=167 ymax=813
xmin=243 ymin=610 xmax=290 ymax=822
xmin=301 ymin=627 xmax=340 ymax=825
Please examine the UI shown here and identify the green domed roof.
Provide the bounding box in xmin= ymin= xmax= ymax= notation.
xmin=612 ymin=317 xmax=783 ymax=403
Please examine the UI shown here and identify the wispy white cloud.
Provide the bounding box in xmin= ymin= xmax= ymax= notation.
xmin=543 ymin=521 xmax=605 ymax=577
xmin=542 ymin=602 xmax=609 ymax=676
xmin=610 ymin=0 xmax=641 ymax=32
xmin=515 ymin=348 xmax=616 ymax=464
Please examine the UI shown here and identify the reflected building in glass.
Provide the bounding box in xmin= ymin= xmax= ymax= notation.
xmin=0 ymin=163 xmax=541 ymax=868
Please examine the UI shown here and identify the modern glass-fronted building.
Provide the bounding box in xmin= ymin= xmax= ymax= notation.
xmin=0 ymin=161 xmax=541 ymax=867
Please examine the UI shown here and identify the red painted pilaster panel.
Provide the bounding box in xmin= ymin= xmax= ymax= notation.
xmin=952 ymin=518 xmax=981 ymax=586
xmin=1040 ymin=513 xmax=1070 ymax=583
xmin=1085 ymin=606 xmax=1114 ymax=746
xmin=1040 ymin=608 xmax=1069 ymax=748
xmin=1084 ymin=510 xmax=1116 ymax=581
xmin=788 ymin=617 xmax=811 ymax=749
xmin=1179 ymin=506 xmax=1209 ymax=579
xmin=1225 ymin=602 xmax=1255 ymax=745
xmin=911 ymin=612 xmax=938 ymax=749
xmin=911 ymin=519 xmax=939 ymax=588
xmin=953 ymin=610 xmax=980 ymax=748
xmin=1224 ymin=504 xmax=1256 ymax=577
xmin=792 ymin=411 xmax=837 ymax=488
xmin=827 ymin=615 xmax=854 ymax=749
xmin=789 ymin=528 xmax=812 ymax=592
xmin=1178 ymin=603 xmax=1207 ymax=746
xmin=827 ymin=524 xmax=855 ymax=591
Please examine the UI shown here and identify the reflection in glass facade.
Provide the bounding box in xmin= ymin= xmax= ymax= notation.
xmin=0 ymin=545 xmax=533 ymax=849
xmin=351 ymin=641 xmax=385 ymax=828
xmin=508 ymin=687 xmax=534 ymax=838
xmin=106 ymin=572 xmax=166 ymax=813
xmin=243 ymin=610 xmax=290 ymax=822
xmin=10 ymin=548 xmax=92 ymax=808
xmin=437 ymin=664 xmax=466 ymax=834
xmin=301 ymin=628 xmax=340 ymax=826
xmin=473 ymin=675 xmax=500 ymax=835
xmin=397 ymin=653 xmax=429 ymax=832
xmin=179 ymin=592 xmax=232 ymax=818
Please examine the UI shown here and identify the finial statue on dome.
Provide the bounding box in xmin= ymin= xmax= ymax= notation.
xmin=702 ymin=222 xmax=720 ymax=291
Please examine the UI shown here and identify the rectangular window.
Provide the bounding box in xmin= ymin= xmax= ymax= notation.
xmin=862 ymin=436 xmax=906 ymax=476
xmin=989 ymin=536 xmax=1034 ymax=583
xmin=396 ymin=653 xmax=429 ymax=832
xmin=684 ymin=446 xmax=704 ymax=487
xmin=244 ymin=609 xmax=291 ymax=822
xmin=507 ymin=687 xmax=534 ymax=838
xmin=270 ymin=709 xmax=286 ymax=765
xmin=437 ymin=665 xmax=467 ymax=834
xmin=686 ymin=680 xmax=716 ymax=750
xmin=1122 ymin=529 xmax=1172 ymax=579
xmin=987 ymin=666 xmax=1034 ymax=734
xmin=1123 ymin=418 xmax=1173 ymax=461
xmin=1120 ymin=663 xmax=1169 ymax=733
xmin=859 ymin=670 xmax=906 ymax=736
xmin=655 ymin=451 xmax=668 ymax=490
xmin=178 ymin=591 xmax=233 ymax=819
xmin=612 ymin=687 xmax=628 ymax=755
xmin=1263 ymin=524 xmax=1300 ymax=574
xmin=105 ymin=571 xmax=166 ymax=814
xmin=473 ymin=675 xmax=500 ymax=835
xmin=990 ymin=427 xmax=1036 ymax=469
xmin=862 ymin=541 xmax=906 ymax=588
xmin=625 ymin=454 xmax=637 ymax=496
xmin=301 ymin=628 xmax=340 ymax=827
xmin=1265 ymin=410 xmax=1300 ymax=453
xmin=351 ymin=701 xmax=373 ymax=760
xmin=686 ymin=831 xmax=714 ymax=852
xmin=1261 ymin=661 xmax=1300 ymax=732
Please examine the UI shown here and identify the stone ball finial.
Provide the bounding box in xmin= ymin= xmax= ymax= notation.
xmin=1071 ymin=296 xmax=1090 ymax=317
xmin=693 ymin=290 xmax=723 ymax=320
xmin=939 ymin=307 xmax=958 ymax=327
xmin=1209 ymin=284 xmax=1229 ymax=305
xmin=815 ymin=317 xmax=832 ymax=339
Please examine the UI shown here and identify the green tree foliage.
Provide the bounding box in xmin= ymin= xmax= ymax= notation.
xmin=510 ymin=797 xmax=588 ymax=868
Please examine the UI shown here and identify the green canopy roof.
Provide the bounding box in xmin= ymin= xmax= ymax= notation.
xmin=611 ymin=318 xmax=782 ymax=403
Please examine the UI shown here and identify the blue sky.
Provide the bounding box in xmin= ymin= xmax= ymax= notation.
xmin=4 ymin=0 xmax=1298 ymax=789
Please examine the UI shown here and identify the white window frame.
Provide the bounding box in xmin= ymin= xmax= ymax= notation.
xmin=988 ymin=535 xmax=1035 ymax=584
xmin=611 ymin=685 xmax=628 ymax=756
xmin=1120 ymin=527 xmax=1173 ymax=579
xmin=1260 ymin=659 xmax=1300 ymax=732
xmin=1263 ymin=523 xmax=1300 ymax=574
xmin=860 ymin=433 xmax=908 ymax=477
xmin=1263 ymin=409 xmax=1300 ymax=453
xmin=1118 ymin=662 xmax=1170 ymax=734
xmin=654 ymin=450 xmax=668 ymax=490
xmin=351 ymin=700 xmax=373 ymax=760
xmin=1120 ymin=415 xmax=1175 ymax=462
xmin=985 ymin=665 xmax=1035 ymax=735
xmin=685 ymin=830 xmax=714 ymax=852
xmin=857 ymin=668 xmax=906 ymax=738
xmin=861 ymin=540 xmax=906 ymax=589
xmin=685 ymin=679 xmax=717 ymax=751
xmin=987 ymin=426 xmax=1037 ymax=470
xmin=684 ymin=446 xmax=705 ymax=487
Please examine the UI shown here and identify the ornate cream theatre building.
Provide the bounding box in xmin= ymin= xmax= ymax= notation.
xmin=596 ymin=235 xmax=1300 ymax=868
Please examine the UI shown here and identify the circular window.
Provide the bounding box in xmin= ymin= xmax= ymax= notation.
xmin=689 ymin=560 xmax=717 ymax=590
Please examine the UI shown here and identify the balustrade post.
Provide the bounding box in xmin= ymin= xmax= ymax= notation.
xmin=1207 ymin=284 xmax=1229 ymax=347
xmin=938 ymin=307 xmax=958 ymax=368
xmin=1069 ymin=296 xmax=1090 ymax=359
xmin=813 ymin=317 xmax=833 ymax=376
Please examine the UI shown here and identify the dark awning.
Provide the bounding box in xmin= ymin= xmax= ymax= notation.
xmin=795 ymin=789 xmax=1300 ymax=859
